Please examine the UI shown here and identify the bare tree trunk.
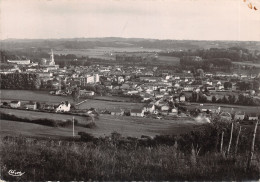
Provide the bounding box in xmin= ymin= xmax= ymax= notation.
xmin=247 ymin=120 xmax=259 ymax=170
xmin=220 ymin=131 xmax=224 ymax=153
xmin=227 ymin=122 xmax=234 ymax=156
xmin=234 ymin=125 xmax=241 ymax=155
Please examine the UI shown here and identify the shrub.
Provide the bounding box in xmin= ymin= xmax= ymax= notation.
xmin=85 ymin=122 xmax=97 ymax=129
xmin=0 ymin=112 xmax=79 ymax=128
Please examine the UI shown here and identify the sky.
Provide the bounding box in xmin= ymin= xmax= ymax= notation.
xmin=0 ymin=0 xmax=260 ymax=41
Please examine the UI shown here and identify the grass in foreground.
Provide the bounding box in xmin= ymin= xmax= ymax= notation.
xmin=1 ymin=117 xmax=259 ymax=181
xmin=0 ymin=134 xmax=259 ymax=181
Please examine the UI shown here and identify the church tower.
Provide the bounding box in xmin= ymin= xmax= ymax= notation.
xmin=49 ymin=49 xmax=55 ymax=65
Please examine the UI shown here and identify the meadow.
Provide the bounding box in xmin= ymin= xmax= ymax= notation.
xmin=157 ymin=55 xmax=180 ymax=65
xmin=0 ymin=108 xmax=201 ymax=138
xmin=54 ymin=47 xmax=162 ymax=60
xmin=0 ymin=90 xmax=145 ymax=110
xmin=187 ymin=102 xmax=260 ymax=114
xmin=232 ymin=61 xmax=260 ymax=68
xmin=1 ymin=90 xmax=72 ymax=103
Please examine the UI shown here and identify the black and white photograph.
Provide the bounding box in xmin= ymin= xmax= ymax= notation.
xmin=0 ymin=0 xmax=260 ymax=181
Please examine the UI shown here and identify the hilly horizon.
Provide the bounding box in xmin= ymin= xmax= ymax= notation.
xmin=1 ymin=37 xmax=260 ymax=51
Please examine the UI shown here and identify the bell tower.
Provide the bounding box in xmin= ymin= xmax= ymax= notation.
xmin=49 ymin=49 xmax=55 ymax=65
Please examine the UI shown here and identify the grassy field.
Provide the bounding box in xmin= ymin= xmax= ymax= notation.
xmin=54 ymin=47 xmax=162 ymax=60
xmin=233 ymin=61 xmax=260 ymax=68
xmin=157 ymin=56 xmax=180 ymax=65
xmin=1 ymin=90 xmax=72 ymax=103
xmin=187 ymin=102 xmax=260 ymax=113
xmin=77 ymin=99 xmax=145 ymax=110
xmin=0 ymin=108 xmax=201 ymax=138
xmin=0 ymin=90 xmax=144 ymax=110
xmin=93 ymin=95 xmax=135 ymax=102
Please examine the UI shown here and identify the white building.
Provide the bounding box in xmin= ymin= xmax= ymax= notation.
xmin=7 ymin=60 xmax=31 ymax=65
xmin=56 ymin=101 xmax=71 ymax=112
xmin=25 ymin=102 xmax=37 ymax=110
xmin=79 ymin=90 xmax=95 ymax=96
xmin=80 ymin=73 xmax=100 ymax=86
xmin=130 ymin=109 xmax=145 ymax=117
xmin=143 ymin=104 xmax=155 ymax=113
xmin=161 ymin=105 xmax=170 ymax=111
xmin=179 ymin=95 xmax=186 ymax=102
xmin=10 ymin=101 xmax=21 ymax=108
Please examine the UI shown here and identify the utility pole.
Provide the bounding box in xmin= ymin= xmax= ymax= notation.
xmin=247 ymin=120 xmax=259 ymax=170
xmin=234 ymin=125 xmax=241 ymax=155
xmin=227 ymin=122 xmax=234 ymax=156
xmin=220 ymin=131 xmax=224 ymax=153
xmin=73 ymin=116 xmax=75 ymax=137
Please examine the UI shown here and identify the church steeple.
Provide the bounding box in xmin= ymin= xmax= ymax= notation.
xmin=50 ymin=49 xmax=55 ymax=65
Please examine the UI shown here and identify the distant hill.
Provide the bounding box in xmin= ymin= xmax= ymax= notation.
xmin=1 ymin=37 xmax=260 ymax=51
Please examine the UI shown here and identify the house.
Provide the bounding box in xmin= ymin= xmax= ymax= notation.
xmin=130 ymin=108 xmax=145 ymax=117
xmin=106 ymin=85 xmax=113 ymax=90
xmin=42 ymin=104 xmax=55 ymax=111
xmin=248 ymin=113 xmax=258 ymax=121
xmin=143 ymin=104 xmax=155 ymax=113
xmin=155 ymin=93 xmax=164 ymax=99
xmin=142 ymin=94 xmax=153 ymax=101
xmin=111 ymin=109 xmax=124 ymax=116
xmin=179 ymin=95 xmax=186 ymax=102
xmin=25 ymin=102 xmax=37 ymax=110
xmin=155 ymin=99 xmax=167 ymax=107
xmin=159 ymin=87 xmax=167 ymax=92
xmin=121 ymin=83 xmax=130 ymax=90
xmin=169 ymin=107 xmax=178 ymax=116
xmin=161 ymin=105 xmax=170 ymax=111
xmin=127 ymin=90 xmax=139 ymax=95
xmin=183 ymin=86 xmax=194 ymax=91
xmin=10 ymin=101 xmax=21 ymax=108
xmin=79 ymin=90 xmax=95 ymax=97
xmin=56 ymin=101 xmax=71 ymax=112
xmin=117 ymin=76 xmax=124 ymax=84
xmin=234 ymin=112 xmax=245 ymax=121
xmin=220 ymin=112 xmax=232 ymax=121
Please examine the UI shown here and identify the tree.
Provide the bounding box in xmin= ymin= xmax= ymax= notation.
xmin=196 ymin=69 xmax=204 ymax=77
xmin=212 ymin=96 xmax=217 ymax=103
xmin=72 ymin=87 xmax=80 ymax=102
xmin=224 ymin=82 xmax=232 ymax=90
xmin=222 ymin=96 xmax=228 ymax=103
xmin=36 ymin=102 xmax=41 ymax=109
xmin=228 ymin=95 xmax=236 ymax=104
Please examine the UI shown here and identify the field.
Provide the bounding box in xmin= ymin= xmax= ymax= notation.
xmin=0 ymin=90 xmax=145 ymax=110
xmin=77 ymin=99 xmax=145 ymax=110
xmin=157 ymin=55 xmax=180 ymax=65
xmin=187 ymin=102 xmax=260 ymax=113
xmin=54 ymin=47 xmax=162 ymax=60
xmin=0 ymin=108 xmax=202 ymax=138
xmin=93 ymin=95 xmax=135 ymax=102
xmin=233 ymin=61 xmax=260 ymax=68
xmin=0 ymin=90 xmax=72 ymax=103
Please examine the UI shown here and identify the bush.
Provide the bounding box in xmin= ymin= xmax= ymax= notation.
xmin=85 ymin=122 xmax=97 ymax=129
xmin=0 ymin=112 xmax=78 ymax=127
xmin=78 ymin=132 xmax=96 ymax=142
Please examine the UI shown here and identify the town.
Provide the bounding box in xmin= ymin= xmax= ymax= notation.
xmin=1 ymin=46 xmax=260 ymax=126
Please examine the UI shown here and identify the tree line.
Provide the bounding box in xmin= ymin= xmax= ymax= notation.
xmin=180 ymin=56 xmax=232 ymax=71
xmin=0 ymin=73 xmax=41 ymax=89
xmin=160 ymin=47 xmax=259 ymax=62
xmin=212 ymin=94 xmax=260 ymax=106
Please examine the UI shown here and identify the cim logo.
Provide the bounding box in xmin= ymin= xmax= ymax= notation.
xmin=8 ymin=169 xmax=25 ymax=177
